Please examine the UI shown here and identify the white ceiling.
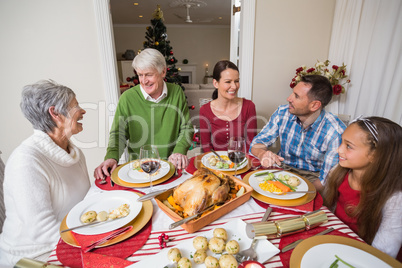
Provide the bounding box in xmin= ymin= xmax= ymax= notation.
xmin=110 ymin=0 xmax=232 ymax=26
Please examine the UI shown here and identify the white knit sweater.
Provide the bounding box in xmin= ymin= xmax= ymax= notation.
xmin=0 ymin=130 xmax=90 ymax=266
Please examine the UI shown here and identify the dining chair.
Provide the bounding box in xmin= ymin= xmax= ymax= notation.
xmin=0 ymin=150 xmax=5 ymax=232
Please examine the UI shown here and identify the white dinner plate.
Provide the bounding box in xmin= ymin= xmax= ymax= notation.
xmin=128 ymin=218 xmax=280 ymax=268
xmin=300 ymin=243 xmax=392 ymax=268
xmin=118 ymin=160 xmax=170 ymax=183
xmin=248 ymin=170 xmax=308 ymax=200
xmin=201 ymin=151 xmax=248 ymax=171
xmin=66 ymin=191 xmax=142 ymax=235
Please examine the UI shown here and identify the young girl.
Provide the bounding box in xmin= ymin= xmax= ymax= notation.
xmin=324 ymin=116 xmax=402 ymax=259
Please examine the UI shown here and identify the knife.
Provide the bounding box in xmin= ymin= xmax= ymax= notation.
xmin=108 ymin=168 xmax=114 ymax=187
xmin=210 ymin=149 xmax=227 ymax=163
xmin=137 ymin=186 xmax=176 ymax=202
xmin=169 ymin=201 xmax=225 ymax=230
xmin=60 ymin=216 xmax=129 ymax=233
xmin=277 ymin=190 xmax=316 ymax=195
xmin=254 ymin=170 xmax=284 ymax=177
xmin=60 ymin=220 xmax=109 ymax=233
xmin=261 ymin=207 xmax=273 ymax=222
xmin=281 ymin=227 xmax=335 ymax=252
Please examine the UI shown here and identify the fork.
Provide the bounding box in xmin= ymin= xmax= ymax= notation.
xmin=99 ymin=175 xmax=107 ymax=184
xmin=236 ymin=207 xmax=272 ymax=263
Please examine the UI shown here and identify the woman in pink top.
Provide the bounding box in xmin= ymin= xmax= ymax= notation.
xmin=199 ymin=60 xmax=257 ymax=153
xmin=323 ymin=116 xmax=402 ymax=259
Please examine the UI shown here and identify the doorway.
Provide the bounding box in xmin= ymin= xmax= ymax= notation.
xmin=92 ymin=0 xmax=255 ymax=109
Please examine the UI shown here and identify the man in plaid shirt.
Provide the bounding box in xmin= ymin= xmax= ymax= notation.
xmin=250 ymin=75 xmax=346 ymax=193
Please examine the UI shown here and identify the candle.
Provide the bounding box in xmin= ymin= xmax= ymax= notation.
xmin=205 ymin=64 xmax=209 ymax=76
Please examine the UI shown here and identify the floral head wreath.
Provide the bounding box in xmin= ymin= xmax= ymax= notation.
xmin=350 ymin=115 xmax=379 ymax=142
xmin=290 ymin=60 xmax=351 ymax=96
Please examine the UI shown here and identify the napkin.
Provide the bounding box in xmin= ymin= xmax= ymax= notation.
xmin=56 ymin=220 xmax=152 ymax=268
xmin=278 ymin=226 xmax=360 ymax=268
xmin=254 ymin=192 xmax=324 ymax=214
xmin=185 ymin=156 xmax=198 ymax=174
xmin=81 ymin=252 xmax=132 ymax=268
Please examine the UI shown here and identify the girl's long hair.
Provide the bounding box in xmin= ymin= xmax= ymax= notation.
xmin=323 ymin=116 xmax=402 ymax=244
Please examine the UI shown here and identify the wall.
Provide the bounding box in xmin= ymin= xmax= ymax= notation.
xmin=0 ymin=0 xmax=336 ymax=176
xmin=113 ymin=25 xmax=230 ymax=84
xmin=252 ymin=0 xmax=336 ymax=128
xmin=0 ymin=0 xmax=108 ymax=180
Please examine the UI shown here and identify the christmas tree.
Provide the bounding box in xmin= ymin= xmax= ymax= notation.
xmin=128 ymin=5 xmax=184 ymax=90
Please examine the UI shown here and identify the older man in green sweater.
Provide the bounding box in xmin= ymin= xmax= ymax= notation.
xmin=94 ymin=49 xmax=193 ymax=180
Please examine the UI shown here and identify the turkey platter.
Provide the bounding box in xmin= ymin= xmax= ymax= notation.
xmin=173 ymin=168 xmax=234 ymax=217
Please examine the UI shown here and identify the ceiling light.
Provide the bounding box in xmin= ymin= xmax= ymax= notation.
xmin=133 ymin=3 xmax=139 ymax=6
xmin=139 ymin=15 xmax=143 ymax=18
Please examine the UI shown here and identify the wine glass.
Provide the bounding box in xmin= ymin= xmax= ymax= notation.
xmin=228 ymin=137 xmax=246 ymax=176
xmin=139 ymin=145 xmax=160 ymax=192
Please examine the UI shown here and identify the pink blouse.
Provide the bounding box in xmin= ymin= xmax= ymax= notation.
xmin=199 ymin=98 xmax=257 ymax=153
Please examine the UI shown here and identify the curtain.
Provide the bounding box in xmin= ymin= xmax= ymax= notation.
xmin=326 ymin=0 xmax=402 ymax=125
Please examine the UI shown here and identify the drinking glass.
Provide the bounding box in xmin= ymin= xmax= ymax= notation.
xmin=227 ymin=137 xmax=246 ymax=176
xmin=139 ymin=145 xmax=160 ymax=192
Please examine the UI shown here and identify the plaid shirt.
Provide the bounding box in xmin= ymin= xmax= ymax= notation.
xmin=250 ymin=105 xmax=346 ymax=183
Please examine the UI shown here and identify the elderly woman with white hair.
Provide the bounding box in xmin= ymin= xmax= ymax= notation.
xmin=0 ymin=80 xmax=90 ymax=266
xmin=94 ymin=48 xmax=193 ymax=180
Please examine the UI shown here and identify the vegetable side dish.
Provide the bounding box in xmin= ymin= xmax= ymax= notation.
xmin=207 ymin=155 xmax=247 ymax=170
xmin=257 ymin=173 xmax=301 ymax=194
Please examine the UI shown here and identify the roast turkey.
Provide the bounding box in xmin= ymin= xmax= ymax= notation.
xmin=173 ymin=168 xmax=231 ymax=216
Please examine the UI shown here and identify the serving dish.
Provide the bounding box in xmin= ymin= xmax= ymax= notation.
xmin=155 ymin=170 xmax=253 ymax=233
xmin=243 ymin=170 xmax=316 ymax=207
xmin=60 ymin=192 xmax=153 ymax=248
xmin=129 ymin=218 xmax=280 ymax=267
xmin=249 ymin=170 xmax=308 ymax=200
xmin=111 ymin=160 xmax=175 ymax=187
xmin=290 ymin=235 xmax=401 ymax=268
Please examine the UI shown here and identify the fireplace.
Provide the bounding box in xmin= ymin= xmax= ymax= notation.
xmin=177 ymin=64 xmax=197 ymax=84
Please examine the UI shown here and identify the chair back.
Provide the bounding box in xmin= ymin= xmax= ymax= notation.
xmin=0 ymin=151 xmax=5 ymax=232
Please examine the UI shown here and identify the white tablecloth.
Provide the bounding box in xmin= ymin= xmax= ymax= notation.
xmin=47 ymin=172 xmax=360 ymax=267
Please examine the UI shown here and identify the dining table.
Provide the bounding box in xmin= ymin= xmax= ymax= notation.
xmin=45 ymin=155 xmax=368 ymax=268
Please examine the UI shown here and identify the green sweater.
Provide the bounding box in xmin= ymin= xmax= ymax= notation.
xmin=105 ymin=83 xmax=193 ymax=161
